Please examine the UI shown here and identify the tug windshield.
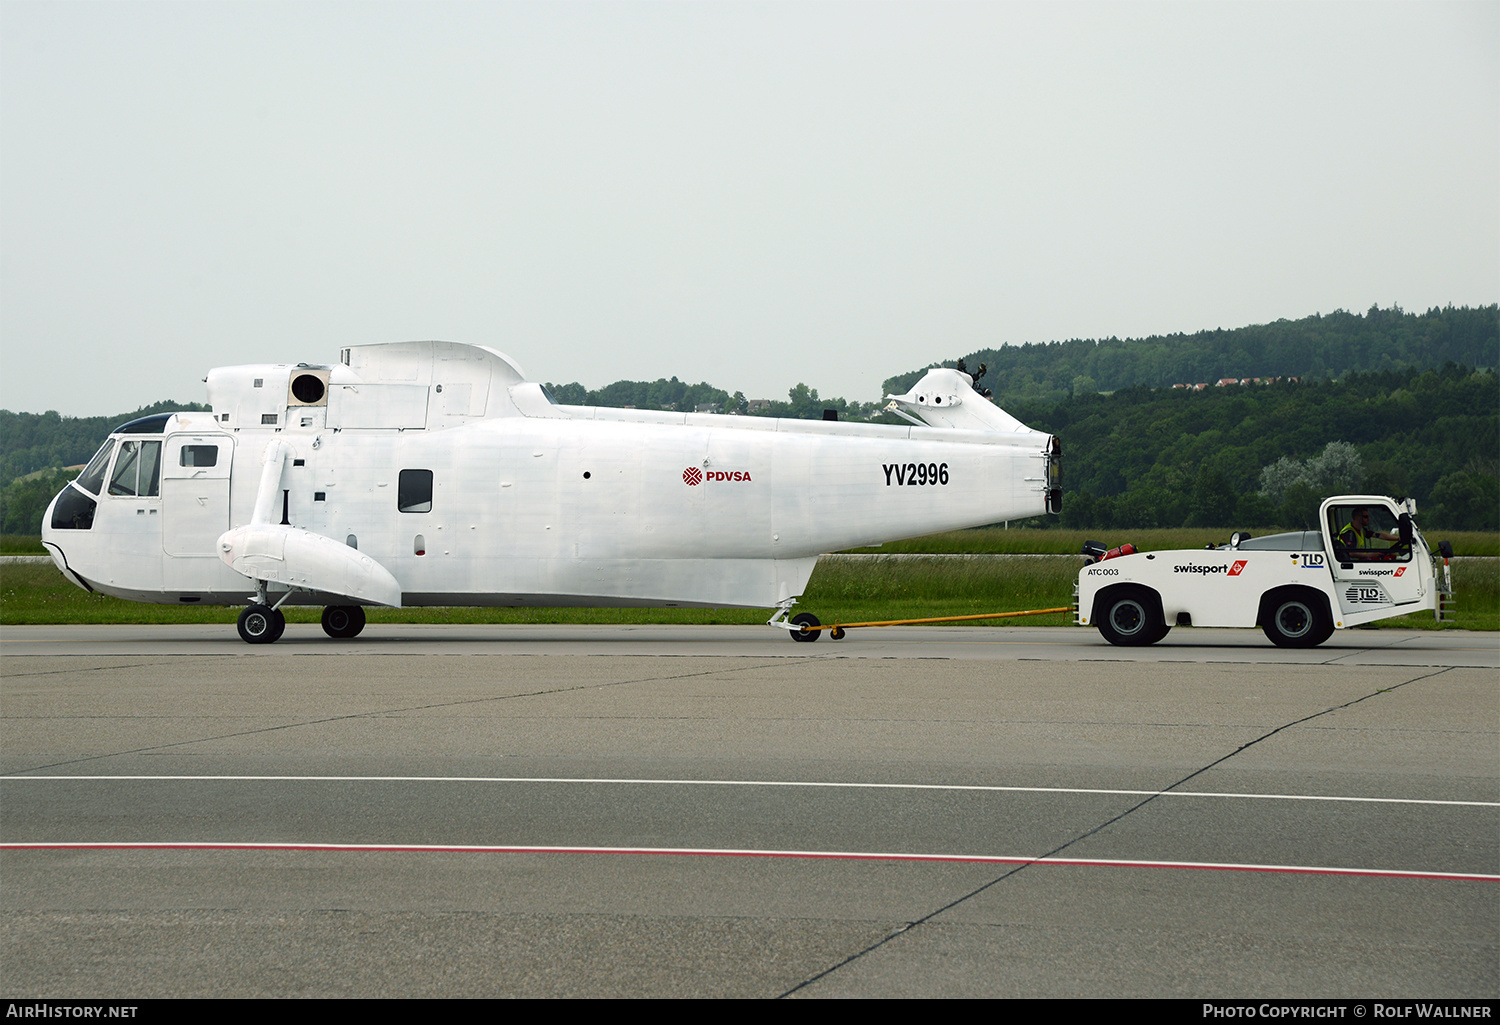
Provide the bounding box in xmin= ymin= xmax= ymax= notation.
xmin=1329 ymin=503 xmax=1411 ymax=563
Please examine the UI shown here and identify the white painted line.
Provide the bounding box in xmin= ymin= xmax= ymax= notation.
xmin=2 ymin=841 xmax=1494 ymax=882
xmin=3 ymin=775 xmax=1495 ymax=808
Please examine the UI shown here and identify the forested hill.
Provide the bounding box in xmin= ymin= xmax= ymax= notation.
xmin=883 ymin=304 xmax=1498 ymax=403
xmin=0 ymin=401 xmax=209 ymax=484
xmin=1017 ymin=364 xmax=1498 ymax=532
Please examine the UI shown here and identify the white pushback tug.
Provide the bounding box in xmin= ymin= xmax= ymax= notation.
xmin=1075 ymin=495 xmax=1455 ymax=648
xmin=42 ymin=341 xmax=1062 ymax=643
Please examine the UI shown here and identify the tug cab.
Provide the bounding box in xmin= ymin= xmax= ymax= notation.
xmin=1075 ymin=495 xmax=1451 ymax=648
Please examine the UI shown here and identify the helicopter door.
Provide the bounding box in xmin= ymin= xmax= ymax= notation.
xmin=162 ymin=435 xmax=234 ymax=557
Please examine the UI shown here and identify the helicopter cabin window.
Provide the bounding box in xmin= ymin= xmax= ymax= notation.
xmin=107 ymin=440 xmax=161 ymax=497
xmin=179 ymin=445 xmax=218 ymax=468
xmin=398 ymin=469 xmax=433 ymax=513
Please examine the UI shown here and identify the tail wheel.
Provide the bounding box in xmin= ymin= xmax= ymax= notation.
xmin=789 ymin=612 xmax=821 ymax=642
xmin=1261 ymin=593 xmax=1333 ymax=648
xmin=321 ymin=605 xmax=367 ymax=639
xmin=237 ymin=604 xmax=285 ymax=645
xmin=1095 ymin=586 xmax=1165 ymax=647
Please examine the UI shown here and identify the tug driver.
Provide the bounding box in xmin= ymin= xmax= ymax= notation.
xmin=1337 ymin=506 xmax=1399 ymax=559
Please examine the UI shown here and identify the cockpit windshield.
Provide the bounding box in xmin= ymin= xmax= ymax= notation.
xmin=74 ymin=440 xmax=115 ymax=495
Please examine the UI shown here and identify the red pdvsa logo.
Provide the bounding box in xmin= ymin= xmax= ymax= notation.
xmin=1228 ymin=560 xmax=1248 ymax=576
xmin=683 ymin=467 xmax=752 ymax=485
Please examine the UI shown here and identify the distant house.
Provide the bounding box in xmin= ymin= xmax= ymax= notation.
xmin=1171 ymin=377 xmax=1292 ymax=391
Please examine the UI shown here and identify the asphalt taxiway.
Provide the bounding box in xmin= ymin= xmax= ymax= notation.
xmin=5 ymin=621 xmax=1498 ymax=665
xmin=1 ymin=624 xmax=1496 ymax=997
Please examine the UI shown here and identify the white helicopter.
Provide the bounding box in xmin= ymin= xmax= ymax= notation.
xmin=42 ymin=341 xmax=1061 ymax=643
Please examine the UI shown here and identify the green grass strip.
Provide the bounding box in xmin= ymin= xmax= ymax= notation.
xmin=3 ymin=554 xmax=1492 ymax=630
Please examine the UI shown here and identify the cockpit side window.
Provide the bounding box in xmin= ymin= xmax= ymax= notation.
xmin=75 ymin=440 xmax=115 ymax=495
xmin=108 ymin=440 xmax=162 ymax=497
xmin=143 ymin=441 xmax=161 ymax=495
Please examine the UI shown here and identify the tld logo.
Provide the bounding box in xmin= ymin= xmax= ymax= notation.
xmin=1300 ymin=553 xmax=1325 ymax=568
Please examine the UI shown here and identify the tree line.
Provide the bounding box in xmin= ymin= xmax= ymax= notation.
xmin=542 ymin=378 xmax=892 ymax=422
xmin=1023 ymin=364 xmax=1497 ymax=532
xmin=884 ymin=304 xmax=1498 ymax=404
xmin=0 ymin=401 xmax=209 ymax=485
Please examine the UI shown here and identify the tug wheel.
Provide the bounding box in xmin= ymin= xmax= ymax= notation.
xmin=321 ymin=605 xmax=366 ymax=639
xmin=238 ymin=604 xmax=285 ymax=645
xmin=1260 ymin=591 xmax=1333 ymax=648
xmin=830 ymin=626 xmax=846 ymax=640
xmin=789 ymin=612 xmax=821 ymax=642
xmin=1095 ymin=586 xmax=1165 ymax=647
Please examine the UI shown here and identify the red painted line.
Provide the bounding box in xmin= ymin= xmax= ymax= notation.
xmin=2 ymin=842 xmax=1495 ymax=882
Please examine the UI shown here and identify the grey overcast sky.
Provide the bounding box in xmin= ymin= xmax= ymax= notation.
xmin=2 ymin=1 xmax=1496 ymax=417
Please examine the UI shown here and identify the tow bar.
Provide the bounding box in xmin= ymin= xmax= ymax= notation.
xmin=803 ymin=606 xmax=1073 ymax=640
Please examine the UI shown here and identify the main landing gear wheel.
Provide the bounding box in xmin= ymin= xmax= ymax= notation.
xmin=1262 ymin=595 xmax=1333 ymax=648
xmin=237 ymin=604 xmax=286 ymax=644
xmin=321 ymin=605 xmax=366 ymax=639
xmin=1095 ymin=587 xmax=1166 ymax=647
xmin=789 ymin=612 xmax=821 ymax=642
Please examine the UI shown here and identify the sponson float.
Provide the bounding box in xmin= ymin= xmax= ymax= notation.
xmin=42 ymin=341 xmax=1061 ymax=643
